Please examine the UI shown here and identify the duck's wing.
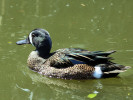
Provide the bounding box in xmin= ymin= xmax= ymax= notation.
xmin=66 ymin=50 xmax=116 ymax=65
xmin=49 ymin=48 xmax=116 ymax=68
xmin=48 ymin=52 xmax=73 ymax=68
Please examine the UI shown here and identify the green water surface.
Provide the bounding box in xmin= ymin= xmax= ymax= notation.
xmin=0 ymin=0 xmax=133 ymax=100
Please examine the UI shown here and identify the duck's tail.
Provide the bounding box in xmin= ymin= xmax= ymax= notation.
xmin=93 ymin=63 xmax=131 ymax=78
xmin=102 ymin=65 xmax=131 ymax=78
xmin=103 ymin=66 xmax=131 ymax=74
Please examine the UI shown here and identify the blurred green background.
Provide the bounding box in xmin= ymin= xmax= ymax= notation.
xmin=0 ymin=0 xmax=133 ymax=100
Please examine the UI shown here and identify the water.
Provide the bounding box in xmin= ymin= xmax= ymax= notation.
xmin=0 ymin=0 xmax=133 ymax=100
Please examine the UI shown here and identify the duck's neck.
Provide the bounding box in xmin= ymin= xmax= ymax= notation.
xmin=36 ymin=45 xmax=51 ymax=58
xmin=34 ymin=36 xmax=52 ymax=58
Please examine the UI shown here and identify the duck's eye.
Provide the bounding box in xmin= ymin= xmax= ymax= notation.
xmin=45 ymin=32 xmax=49 ymax=36
xmin=32 ymin=34 xmax=35 ymax=37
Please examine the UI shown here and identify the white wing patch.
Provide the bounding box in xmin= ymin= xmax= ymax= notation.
xmin=93 ymin=65 xmax=103 ymax=79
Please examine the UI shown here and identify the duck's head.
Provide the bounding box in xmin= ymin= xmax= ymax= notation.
xmin=16 ymin=28 xmax=52 ymax=57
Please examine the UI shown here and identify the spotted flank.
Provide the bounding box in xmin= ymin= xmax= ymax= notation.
xmin=16 ymin=28 xmax=131 ymax=79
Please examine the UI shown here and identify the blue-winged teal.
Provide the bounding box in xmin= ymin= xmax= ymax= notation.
xmin=16 ymin=28 xmax=130 ymax=79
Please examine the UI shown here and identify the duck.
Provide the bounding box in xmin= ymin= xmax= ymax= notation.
xmin=16 ymin=28 xmax=131 ymax=79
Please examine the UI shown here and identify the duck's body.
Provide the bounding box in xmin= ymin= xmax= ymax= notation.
xmin=16 ymin=29 xmax=130 ymax=79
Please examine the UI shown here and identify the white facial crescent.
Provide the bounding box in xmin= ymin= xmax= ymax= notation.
xmin=29 ymin=32 xmax=34 ymax=46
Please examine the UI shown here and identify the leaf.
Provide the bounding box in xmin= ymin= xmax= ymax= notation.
xmin=81 ymin=4 xmax=86 ymax=6
xmin=87 ymin=93 xmax=97 ymax=99
xmin=8 ymin=41 xmax=12 ymax=44
xmin=128 ymin=93 xmax=130 ymax=96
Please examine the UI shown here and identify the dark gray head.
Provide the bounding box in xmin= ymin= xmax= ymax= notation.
xmin=16 ymin=28 xmax=52 ymax=57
